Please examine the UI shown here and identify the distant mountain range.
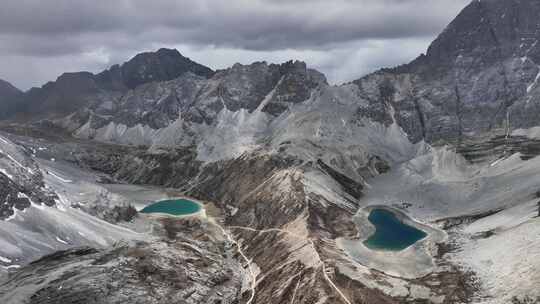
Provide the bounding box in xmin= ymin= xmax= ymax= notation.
xmin=1 ymin=0 xmax=540 ymax=149
xmin=0 ymin=48 xmax=213 ymax=120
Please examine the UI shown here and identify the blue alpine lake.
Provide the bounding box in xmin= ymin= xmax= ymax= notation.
xmin=363 ymin=208 xmax=427 ymax=251
xmin=141 ymin=199 xmax=201 ymax=216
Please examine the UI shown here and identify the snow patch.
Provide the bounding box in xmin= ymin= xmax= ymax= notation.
xmin=55 ymin=237 xmax=69 ymax=245
xmin=0 ymin=168 xmax=13 ymax=180
xmin=48 ymin=170 xmax=73 ymax=183
xmin=1 ymin=265 xmax=20 ymax=270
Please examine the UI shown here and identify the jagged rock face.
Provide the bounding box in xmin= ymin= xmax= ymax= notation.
xmin=421 ymin=0 xmax=540 ymax=74
xmin=182 ymin=60 xmax=326 ymax=122
xmin=54 ymin=59 xmax=332 ymax=162
xmin=0 ymin=174 xmax=31 ymax=219
xmin=0 ymin=134 xmax=57 ymax=220
xmin=357 ymin=0 xmax=540 ymax=144
xmin=198 ymin=62 xmax=283 ymax=114
xmin=261 ymin=61 xmax=327 ymax=116
xmin=110 ymin=73 xmax=208 ymax=128
xmin=62 ymin=60 xmax=323 ymax=131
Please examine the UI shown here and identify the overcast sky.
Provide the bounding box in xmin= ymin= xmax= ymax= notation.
xmin=0 ymin=0 xmax=470 ymax=90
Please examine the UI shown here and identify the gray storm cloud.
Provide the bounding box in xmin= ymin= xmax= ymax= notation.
xmin=0 ymin=0 xmax=470 ymax=89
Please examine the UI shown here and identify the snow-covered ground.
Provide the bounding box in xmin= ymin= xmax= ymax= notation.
xmin=359 ymin=147 xmax=540 ymax=220
xmin=38 ymin=158 xmax=176 ymax=211
xmin=451 ymin=201 xmax=540 ymax=303
xmin=0 ymin=153 xmax=185 ymax=278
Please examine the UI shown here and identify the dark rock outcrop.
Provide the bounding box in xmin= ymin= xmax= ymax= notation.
xmin=317 ymin=159 xmax=363 ymax=199
xmin=0 ymin=79 xmax=22 ymax=120
xmin=112 ymin=48 xmax=214 ymax=89
xmin=354 ymin=0 xmax=540 ymax=145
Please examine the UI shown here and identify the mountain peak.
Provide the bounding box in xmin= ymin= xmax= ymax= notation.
xmin=118 ymin=48 xmax=214 ymax=89
xmin=416 ymin=0 xmax=540 ymax=74
xmin=155 ymin=47 xmax=183 ymax=56
xmin=0 ymin=78 xmax=21 ymax=95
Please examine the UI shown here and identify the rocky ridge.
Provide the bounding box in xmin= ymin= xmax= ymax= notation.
xmin=5 ymin=48 xmax=214 ymax=120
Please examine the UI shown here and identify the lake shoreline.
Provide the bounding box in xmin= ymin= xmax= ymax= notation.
xmin=140 ymin=198 xmax=207 ymax=219
xmin=363 ymin=208 xmax=428 ymax=251
xmin=337 ymin=205 xmax=447 ymax=279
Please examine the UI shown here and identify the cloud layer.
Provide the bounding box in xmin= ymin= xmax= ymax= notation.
xmin=0 ymin=0 xmax=470 ymax=90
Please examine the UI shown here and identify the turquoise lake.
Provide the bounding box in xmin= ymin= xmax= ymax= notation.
xmin=363 ymin=209 xmax=427 ymax=251
xmin=140 ymin=199 xmax=201 ymax=216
